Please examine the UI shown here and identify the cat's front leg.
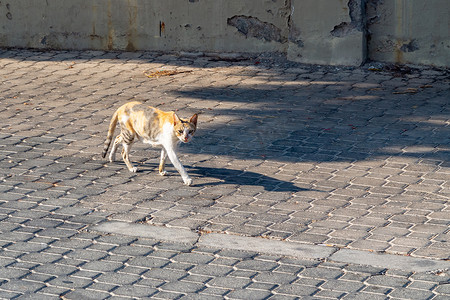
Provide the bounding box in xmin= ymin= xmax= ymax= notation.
xmin=159 ymin=148 xmax=167 ymax=176
xmin=164 ymin=146 xmax=192 ymax=186
xmin=184 ymin=177 xmax=193 ymax=186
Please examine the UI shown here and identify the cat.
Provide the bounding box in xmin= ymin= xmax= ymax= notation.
xmin=101 ymin=101 xmax=198 ymax=186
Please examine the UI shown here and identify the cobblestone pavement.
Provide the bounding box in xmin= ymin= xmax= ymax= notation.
xmin=0 ymin=49 xmax=449 ymax=299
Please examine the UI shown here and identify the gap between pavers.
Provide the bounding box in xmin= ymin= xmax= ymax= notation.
xmin=91 ymin=222 xmax=450 ymax=273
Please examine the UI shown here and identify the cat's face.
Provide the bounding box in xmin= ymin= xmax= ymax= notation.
xmin=174 ymin=113 xmax=198 ymax=143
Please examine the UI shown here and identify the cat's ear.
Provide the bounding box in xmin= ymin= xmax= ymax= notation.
xmin=173 ymin=113 xmax=181 ymax=125
xmin=190 ymin=114 xmax=198 ymax=127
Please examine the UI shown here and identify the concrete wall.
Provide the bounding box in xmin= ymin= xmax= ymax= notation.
xmin=287 ymin=0 xmax=366 ymax=66
xmin=0 ymin=0 xmax=290 ymax=53
xmin=0 ymin=0 xmax=448 ymax=67
xmin=366 ymin=0 xmax=450 ymax=67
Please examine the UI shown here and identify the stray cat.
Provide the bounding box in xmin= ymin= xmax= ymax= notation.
xmin=102 ymin=101 xmax=198 ymax=186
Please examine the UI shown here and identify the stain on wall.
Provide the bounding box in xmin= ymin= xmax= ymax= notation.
xmin=227 ymin=15 xmax=287 ymax=43
xmin=400 ymin=39 xmax=419 ymax=53
xmin=366 ymin=0 xmax=449 ymax=66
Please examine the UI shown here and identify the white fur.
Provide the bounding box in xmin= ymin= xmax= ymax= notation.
xmin=135 ymin=122 xmax=192 ymax=185
xmin=121 ymin=115 xmax=129 ymax=123
xmin=159 ymin=123 xmax=192 ymax=185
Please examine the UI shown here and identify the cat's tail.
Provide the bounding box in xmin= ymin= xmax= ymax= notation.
xmin=101 ymin=110 xmax=118 ymax=158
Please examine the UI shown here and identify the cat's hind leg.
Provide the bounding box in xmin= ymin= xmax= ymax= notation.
xmin=122 ymin=143 xmax=137 ymax=172
xmin=109 ymin=135 xmax=122 ymax=163
xmin=121 ymin=131 xmax=137 ymax=172
xmin=159 ymin=148 xmax=168 ymax=176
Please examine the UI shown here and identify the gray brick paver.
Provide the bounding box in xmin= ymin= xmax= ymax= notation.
xmin=160 ymin=280 xmax=205 ymax=294
xmin=0 ymin=49 xmax=449 ymax=299
xmin=189 ymin=264 xmax=233 ymax=277
xmin=63 ymin=289 xmax=111 ymax=300
xmin=388 ymin=287 xmax=436 ymax=299
xmin=111 ymin=285 xmax=158 ymax=298
xmin=226 ymin=288 xmax=272 ymax=299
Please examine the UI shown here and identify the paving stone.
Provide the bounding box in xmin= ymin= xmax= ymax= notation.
xmin=182 ymin=293 xmax=224 ymax=300
xmin=127 ymin=257 xmax=169 ymax=269
xmin=275 ymin=283 xmax=319 ymax=296
xmin=182 ymin=274 xmax=213 ymax=284
xmin=112 ymin=285 xmax=158 ymax=298
xmin=299 ymin=266 xmax=344 ymax=281
xmin=160 ymin=281 xmax=204 ymax=294
xmin=144 ymin=268 xmax=187 ymax=281
xmin=81 ymin=260 xmax=123 ymax=272
xmin=19 ymin=252 xmax=61 ymax=264
xmin=47 ymin=276 xmax=92 ymax=289
xmin=95 ymin=272 xmax=141 ymax=285
xmin=234 ymin=259 xmax=279 ymax=272
xmin=23 ymin=272 xmax=56 ymax=283
xmin=110 ymin=245 xmax=153 ymax=256
xmin=0 ymin=279 xmax=45 ymax=294
xmin=86 ymin=282 xmax=119 ymax=293
xmin=6 ymin=242 xmax=48 ymax=253
xmin=389 ymin=287 xmax=435 ymax=299
xmin=189 ymin=264 xmax=233 ymax=277
xmin=253 ymin=272 xmax=298 ymax=284
xmin=321 ymin=279 xmax=366 ymax=293
xmin=65 ymin=249 xmax=108 ymax=261
xmin=225 ymin=288 xmax=272 ymax=299
xmin=208 ymin=276 xmax=251 ymax=289
xmin=198 ymin=286 xmax=230 ymax=297
xmin=172 ymin=252 xmax=215 ymax=265
xmin=0 ymin=268 xmax=30 ymax=280
xmin=63 ymin=289 xmax=111 ymax=300
xmin=37 ymin=285 xmax=71 ymax=297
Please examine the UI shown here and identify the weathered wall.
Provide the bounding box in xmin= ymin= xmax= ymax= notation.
xmin=287 ymin=0 xmax=366 ymax=66
xmin=0 ymin=0 xmax=448 ymax=66
xmin=366 ymin=0 xmax=450 ymax=67
xmin=0 ymin=0 xmax=290 ymax=53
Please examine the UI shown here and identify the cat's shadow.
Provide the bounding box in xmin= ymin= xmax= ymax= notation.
xmin=185 ymin=165 xmax=311 ymax=192
xmin=126 ymin=160 xmax=314 ymax=192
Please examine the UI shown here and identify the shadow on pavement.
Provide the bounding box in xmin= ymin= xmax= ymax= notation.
xmin=111 ymin=159 xmax=309 ymax=192
xmin=175 ymin=85 xmax=449 ymax=164
xmin=187 ymin=166 xmax=311 ymax=192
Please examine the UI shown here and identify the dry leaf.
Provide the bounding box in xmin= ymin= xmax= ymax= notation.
xmin=144 ymin=70 xmax=192 ymax=78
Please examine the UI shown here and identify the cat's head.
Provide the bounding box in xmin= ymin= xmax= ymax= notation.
xmin=173 ymin=113 xmax=198 ymax=143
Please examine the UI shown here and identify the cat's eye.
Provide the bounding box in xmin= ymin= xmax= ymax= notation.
xmin=178 ymin=129 xmax=184 ymax=134
xmin=188 ymin=130 xmax=193 ymax=134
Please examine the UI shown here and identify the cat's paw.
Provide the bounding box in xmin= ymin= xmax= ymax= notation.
xmin=109 ymin=155 xmax=115 ymax=162
xmin=184 ymin=178 xmax=193 ymax=186
xmin=129 ymin=167 xmax=138 ymax=173
xmin=159 ymin=170 xmax=167 ymax=176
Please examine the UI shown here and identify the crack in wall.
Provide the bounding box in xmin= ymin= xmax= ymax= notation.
xmin=286 ymin=0 xmax=303 ymax=47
